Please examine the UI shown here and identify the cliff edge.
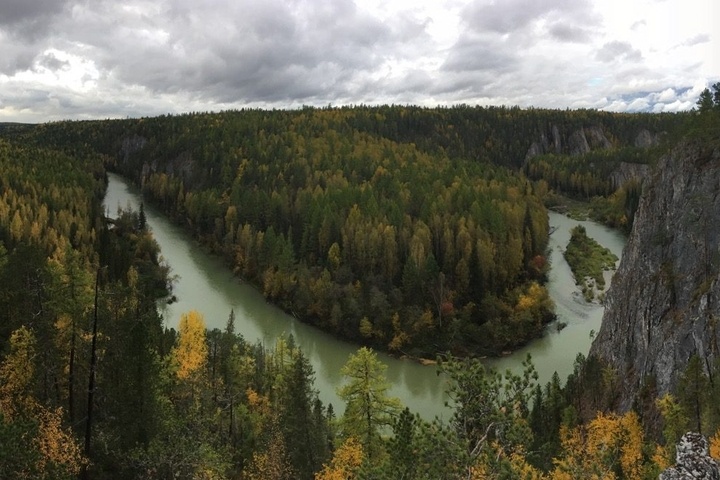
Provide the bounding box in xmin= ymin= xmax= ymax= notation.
xmin=590 ymin=138 xmax=720 ymax=410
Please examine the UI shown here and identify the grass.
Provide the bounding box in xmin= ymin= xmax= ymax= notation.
xmin=564 ymin=225 xmax=618 ymax=301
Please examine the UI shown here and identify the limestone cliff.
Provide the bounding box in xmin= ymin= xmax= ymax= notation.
xmin=589 ymin=138 xmax=720 ymax=410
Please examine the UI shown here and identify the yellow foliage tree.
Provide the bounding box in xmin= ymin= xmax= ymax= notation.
xmin=245 ymin=420 xmax=294 ymax=480
xmin=710 ymin=429 xmax=720 ymax=460
xmin=0 ymin=327 xmax=86 ymax=476
xmin=173 ymin=310 xmax=209 ymax=380
xmin=517 ymin=281 xmax=544 ymax=311
xmin=388 ymin=312 xmax=409 ymax=351
xmin=472 ymin=442 xmax=546 ymax=480
xmin=551 ymin=411 xmax=645 ymax=480
xmin=0 ymin=326 xmax=36 ymax=417
xmin=315 ymin=437 xmax=364 ymax=480
xmin=35 ymin=406 xmax=86 ymax=475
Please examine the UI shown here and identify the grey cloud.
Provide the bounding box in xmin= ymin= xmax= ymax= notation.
xmin=0 ymin=43 xmax=38 ymax=74
xmin=0 ymin=0 xmax=71 ymax=41
xmin=679 ymin=34 xmax=710 ymax=47
xmin=596 ymin=41 xmax=643 ymax=63
xmin=548 ymin=22 xmax=593 ymax=43
xmin=0 ymin=0 xmax=68 ymax=26
xmin=62 ymin=0 xmax=428 ymax=105
xmin=440 ymin=0 xmax=600 ymax=95
xmin=442 ymin=35 xmax=518 ymax=73
xmin=462 ymin=0 xmax=598 ymax=35
xmin=389 ymin=70 xmax=435 ymax=95
xmin=36 ymin=52 xmax=70 ymax=72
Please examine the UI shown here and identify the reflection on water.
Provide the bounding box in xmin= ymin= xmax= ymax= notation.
xmin=104 ymin=173 xmax=625 ymax=419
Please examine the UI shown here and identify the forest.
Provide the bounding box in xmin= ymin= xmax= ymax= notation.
xmin=1 ymin=100 xmax=717 ymax=479
xmin=3 ymin=105 xmax=686 ymax=357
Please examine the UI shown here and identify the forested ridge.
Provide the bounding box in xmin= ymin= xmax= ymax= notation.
xmin=4 ymin=106 xmax=686 ymax=358
xmin=1 ymin=101 xmax=719 ymax=479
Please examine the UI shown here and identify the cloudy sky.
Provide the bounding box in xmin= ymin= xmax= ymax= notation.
xmin=0 ymin=0 xmax=717 ymax=122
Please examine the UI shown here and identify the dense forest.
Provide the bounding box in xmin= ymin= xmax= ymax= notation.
xmin=1 ymin=99 xmax=717 ymax=478
xmin=3 ymin=106 xmax=686 ymax=357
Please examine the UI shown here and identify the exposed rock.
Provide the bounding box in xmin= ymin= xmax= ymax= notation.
xmin=120 ymin=135 xmax=147 ymax=166
xmin=526 ymin=141 xmax=544 ymax=160
xmin=568 ymin=129 xmax=591 ymax=155
xmin=525 ymin=125 xmax=613 ymax=160
xmin=609 ymin=162 xmax=652 ymax=189
xmin=525 ymin=130 xmax=554 ymax=161
xmin=590 ymin=140 xmax=720 ymax=410
xmin=636 ymin=129 xmax=662 ymax=148
xmin=140 ymin=150 xmax=195 ymax=188
xmin=552 ymin=124 xmax=562 ymax=154
xmin=586 ymin=125 xmax=613 ymax=150
xmin=660 ymin=432 xmax=720 ymax=479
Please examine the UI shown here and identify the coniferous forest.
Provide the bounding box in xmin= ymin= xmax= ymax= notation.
xmin=1 ymin=101 xmax=719 ymax=479
xmin=5 ymin=106 xmax=685 ymax=358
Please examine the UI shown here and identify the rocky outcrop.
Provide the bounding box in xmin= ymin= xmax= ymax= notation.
xmin=635 ymin=128 xmax=662 ymax=148
xmin=141 ymin=151 xmax=195 ymax=185
xmin=586 ymin=125 xmax=613 ymax=150
xmin=590 ymin=140 xmax=720 ymax=410
xmin=609 ymin=162 xmax=652 ymax=189
xmin=525 ymin=125 xmax=662 ymax=161
xmin=120 ymin=135 xmax=147 ymax=165
xmin=568 ymin=129 xmax=591 ymax=155
xmin=660 ymin=432 xmax=720 ymax=479
xmin=525 ymin=125 xmax=612 ymax=160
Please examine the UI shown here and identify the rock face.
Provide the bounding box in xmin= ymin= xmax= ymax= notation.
xmin=589 ymin=140 xmax=720 ymax=410
xmin=609 ymin=162 xmax=652 ymax=190
xmin=660 ymin=432 xmax=720 ymax=479
xmin=120 ymin=135 xmax=147 ymax=164
xmin=635 ymin=128 xmax=662 ymax=148
xmin=525 ymin=125 xmax=613 ymax=160
xmin=525 ymin=125 xmax=662 ymax=161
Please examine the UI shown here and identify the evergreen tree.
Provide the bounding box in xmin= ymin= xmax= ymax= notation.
xmin=697 ymin=88 xmax=715 ymax=113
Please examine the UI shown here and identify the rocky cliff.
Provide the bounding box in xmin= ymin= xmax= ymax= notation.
xmin=589 ymin=138 xmax=720 ymax=410
xmin=525 ymin=125 xmax=612 ymax=159
xmin=525 ymin=125 xmax=660 ymax=160
xmin=609 ymin=161 xmax=651 ymax=190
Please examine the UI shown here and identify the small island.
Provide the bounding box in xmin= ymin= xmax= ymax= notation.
xmin=564 ymin=225 xmax=619 ymax=301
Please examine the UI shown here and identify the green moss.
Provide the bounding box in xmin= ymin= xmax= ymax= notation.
xmin=564 ymin=225 xmax=618 ymax=300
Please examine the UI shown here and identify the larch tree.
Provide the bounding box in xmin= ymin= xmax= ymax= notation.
xmin=314 ymin=436 xmax=363 ymax=480
xmin=337 ymin=347 xmax=401 ymax=461
xmin=173 ymin=310 xmax=209 ymax=381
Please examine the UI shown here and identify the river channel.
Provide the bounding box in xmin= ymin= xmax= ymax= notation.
xmin=104 ymin=173 xmax=626 ymax=420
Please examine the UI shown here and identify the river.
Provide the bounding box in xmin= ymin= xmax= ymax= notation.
xmin=104 ymin=173 xmax=626 ymax=419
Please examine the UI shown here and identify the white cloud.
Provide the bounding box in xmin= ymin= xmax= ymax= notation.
xmin=655 ymin=88 xmax=677 ymax=103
